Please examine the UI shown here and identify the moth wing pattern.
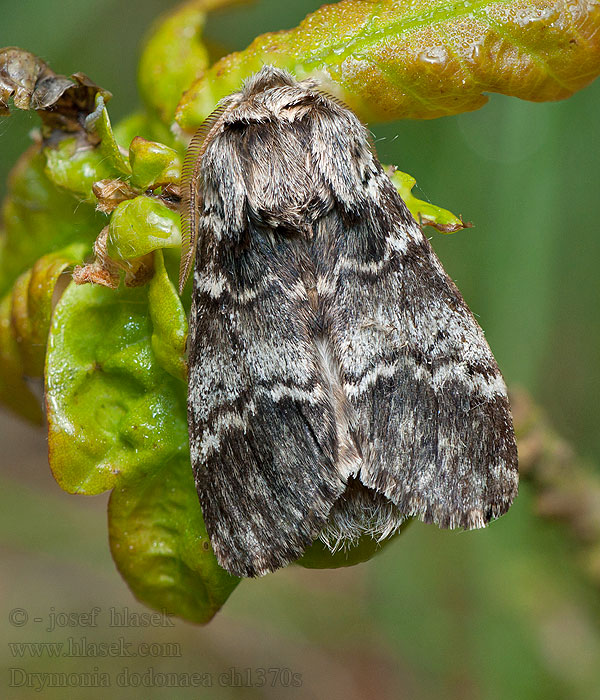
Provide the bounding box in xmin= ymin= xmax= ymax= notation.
xmin=317 ymin=177 xmax=518 ymax=533
xmin=184 ymin=66 xmax=518 ymax=577
xmin=185 ymin=80 xmax=353 ymax=577
xmin=304 ymin=99 xmax=517 ymax=540
xmin=187 ymin=253 xmax=347 ymax=578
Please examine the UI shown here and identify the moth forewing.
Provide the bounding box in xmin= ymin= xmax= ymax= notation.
xmin=182 ymin=66 xmax=518 ymax=578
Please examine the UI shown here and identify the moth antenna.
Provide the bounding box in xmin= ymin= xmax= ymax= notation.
xmin=313 ymin=88 xmax=351 ymax=111
xmin=179 ymin=105 xmax=228 ymax=293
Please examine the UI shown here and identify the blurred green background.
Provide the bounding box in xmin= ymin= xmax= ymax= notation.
xmin=1 ymin=1 xmax=599 ymax=699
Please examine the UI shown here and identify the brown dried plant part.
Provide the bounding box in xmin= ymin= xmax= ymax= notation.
xmin=0 ymin=47 xmax=111 ymax=142
xmin=423 ymin=217 xmax=472 ymax=234
xmin=512 ymin=388 xmax=600 ymax=583
xmin=73 ymin=227 xmax=154 ymax=289
xmin=93 ymin=179 xmax=140 ymax=214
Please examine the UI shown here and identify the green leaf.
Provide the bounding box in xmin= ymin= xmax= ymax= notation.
xmin=177 ymin=0 xmax=600 ymax=128
xmin=46 ymin=281 xmax=188 ymax=495
xmin=391 ymin=169 xmax=469 ymax=232
xmin=40 ymin=91 xmax=131 ymax=200
xmin=0 ymin=243 xmax=87 ymax=420
xmin=138 ymin=0 xmax=246 ymax=124
xmin=148 ymin=250 xmax=188 ymax=381
xmin=0 ymin=148 xmax=101 ymax=299
xmin=88 ymin=94 xmax=132 ymax=177
xmin=44 ymin=136 xmax=125 ymax=204
xmin=10 ymin=244 xmax=88 ymax=377
xmin=47 ymin=265 xmax=238 ymax=622
xmin=0 ymin=292 xmax=43 ymax=423
xmin=129 ymin=137 xmax=182 ymax=191
xmin=107 ymin=196 xmax=181 ymax=261
xmin=108 ymin=455 xmax=239 ymax=624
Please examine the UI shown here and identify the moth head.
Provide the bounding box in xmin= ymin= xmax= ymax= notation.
xmin=178 ymin=66 xmax=353 ymax=293
xmin=240 ymin=65 xmax=297 ymax=97
xmin=179 ymin=67 xmax=304 ymax=293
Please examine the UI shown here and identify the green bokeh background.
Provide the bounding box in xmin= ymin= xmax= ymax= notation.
xmin=1 ymin=2 xmax=599 ymax=699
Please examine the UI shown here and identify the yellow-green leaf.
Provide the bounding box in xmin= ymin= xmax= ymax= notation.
xmin=129 ymin=137 xmax=182 ymax=191
xmin=391 ymin=169 xmax=469 ymax=232
xmin=9 ymin=244 xmax=87 ymax=377
xmin=43 ymin=137 xmax=122 ymax=204
xmin=108 ymin=456 xmax=239 ymax=624
xmin=177 ymin=0 xmax=600 ymax=128
xmin=88 ymin=94 xmax=132 ymax=177
xmin=107 ymin=196 xmax=181 ymax=261
xmin=0 ymin=148 xmax=101 ymax=299
xmin=0 ymin=293 xmax=43 ymax=423
xmin=47 ymin=275 xmax=237 ymax=623
xmin=148 ymin=250 xmax=188 ymax=381
xmin=46 ymin=282 xmax=189 ymax=495
xmin=139 ymin=0 xmax=248 ymax=124
xmin=0 ymin=244 xmax=86 ymax=422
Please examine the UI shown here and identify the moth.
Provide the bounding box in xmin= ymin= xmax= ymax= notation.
xmin=180 ymin=66 xmax=518 ymax=578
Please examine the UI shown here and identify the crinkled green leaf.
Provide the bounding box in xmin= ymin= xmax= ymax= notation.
xmin=0 ymin=148 xmax=101 ymax=299
xmin=0 ymin=244 xmax=87 ymax=420
xmin=46 ymin=281 xmax=188 ymax=495
xmin=391 ymin=169 xmax=469 ymax=232
xmin=139 ymin=0 xmax=247 ymax=124
xmin=43 ymin=138 xmax=118 ymax=203
xmin=148 ymin=250 xmax=188 ymax=381
xmin=108 ymin=455 xmax=239 ymax=624
xmin=9 ymin=244 xmax=88 ymax=377
xmin=88 ymin=94 xmax=132 ymax=177
xmin=129 ymin=137 xmax=182 ymax=190
xmin=0 ymin=293 xmax=42 ymax=423
xmin=107 ymin=196 xmax=181 ymax=261
xmin=177 ymin=0 xmax=600 ymax=128
xmin=42 ymin=93 xmax=132 ymax=200
xmin=47 ymin=265 xmax=237 ymax=621
xmin=43 ymin=123 xmax=129 ymax=204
